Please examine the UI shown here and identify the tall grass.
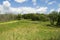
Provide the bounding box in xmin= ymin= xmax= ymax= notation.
xmin=0 ymin=20 xmax=60 ymax=40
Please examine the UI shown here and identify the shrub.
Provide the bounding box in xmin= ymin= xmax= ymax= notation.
xmin=16 ymin=14 xmax=22 ymax=20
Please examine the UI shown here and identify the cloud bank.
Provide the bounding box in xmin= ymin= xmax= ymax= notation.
xmin=0 ymin=0 xmax=48 ymax=14
xmin=0 ymin=0 xmax=60 ymax=14
xmin=15 ymin=0 xmax=27 ymax=3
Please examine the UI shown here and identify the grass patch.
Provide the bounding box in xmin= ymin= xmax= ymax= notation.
xmin=0 ymin=20 xmax=60 ymax=40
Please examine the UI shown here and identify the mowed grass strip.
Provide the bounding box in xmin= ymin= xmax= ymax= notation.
xmin=0 ymin=21 xmax=18 ymax=24
xmin=0 ymin=20 xmax=60 ymax=40
xmin=0 ymin=20 xmax=20 ymax=32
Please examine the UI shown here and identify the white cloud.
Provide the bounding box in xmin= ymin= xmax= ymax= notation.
xmin=48 ymin=1 xmax=56 ymax=5
xmin=21 ymin=7 xmax=47 ymax=13
xmin=0 ymin=6 xmax=48 ymax=14
xmin=20 ymin=7 xmax=36 ymax=13
xmin=0 ymin=5 xmax=3 ymax=14
xmin=0 ymin=5 xmax=3 ymax=11
xmin=15 ymin=0 xmax=27 ymax=3
xmin=10 ymin=7 xmax=48 ymax=14
xmin=50 ymin=9 xmax=55 ymax=13
xmin=0 ymin=0 xmax=48 ymax=14
xmin=40 ymin=0 xmax=56 ymax=5
xmin=9 ymin=7 xmax=22 ymax=13
xmin=3 ymin=1 xmax=11 ymax=7
xmin=49 ymin=8 xmax=60 ymax=13
xmin=32 ymin=0 xmax=36 ymax=5
xmin=57 ymin=8 xmax=60 ymax=12
xmin=2 ymin=1 xmax=11 ymax=13
xmin=0 ymin=1 xmax=10 ymax=14
xmin=37 ymin=7 xmax=48 ymax=13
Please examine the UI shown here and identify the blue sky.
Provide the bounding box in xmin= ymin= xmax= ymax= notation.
xmin=0 ymin=0 xmax=60 ymax=14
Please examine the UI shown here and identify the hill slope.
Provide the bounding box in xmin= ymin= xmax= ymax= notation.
xmin=0 ymin=20 xmax=60 ymax=40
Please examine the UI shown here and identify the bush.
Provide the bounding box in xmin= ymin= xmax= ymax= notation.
xmin=57 ymin=12 xmax=60 ymax=25
xmin=31 ymin=14 xmax=40 ymax=21
xmin=48 ymin=11 xmax=58 ymax=25
xmin=16 ymin=14 xmax=22 ymax=20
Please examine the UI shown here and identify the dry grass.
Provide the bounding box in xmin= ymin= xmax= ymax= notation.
xmin=0 ymin=20 xmax=60 ymax=40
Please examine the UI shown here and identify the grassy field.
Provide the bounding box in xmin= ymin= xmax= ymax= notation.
xmin=0 ymin=20 xmax=60 ymax=40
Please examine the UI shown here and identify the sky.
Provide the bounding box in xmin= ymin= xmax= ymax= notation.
xmin=0 ymin=0 xmax=60 ymax=14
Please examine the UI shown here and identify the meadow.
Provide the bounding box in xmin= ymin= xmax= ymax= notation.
xmin=0 ymin=19 xmax=60 ymax=40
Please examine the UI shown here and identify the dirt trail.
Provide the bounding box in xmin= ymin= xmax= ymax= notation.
xmin=0 ymin=21 xmax=18 ymax=24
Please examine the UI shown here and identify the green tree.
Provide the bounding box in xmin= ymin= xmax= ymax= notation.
xmin=22 ymin=13 xmax=49 ymax=21
xmin=48 ymin=11 xmax=58 ymax=25
xmin=57 ymin=12 xmax=60 ymax=25
xmin=39 ymin=14 xmax=49 ymax=21
xmin=17 ymin=14 xmax=22 ymax=20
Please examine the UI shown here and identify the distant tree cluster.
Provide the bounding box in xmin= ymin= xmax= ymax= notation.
xmin=22 ymin=13 xmax=49 ymax=21
xmin=0 ymin=11 xmax=60 ymax=26
xmin=0 ymin=14 xmax=17 ymax=22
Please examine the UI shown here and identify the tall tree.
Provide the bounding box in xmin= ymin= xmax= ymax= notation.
xmin=48 ymin=11 xmax=58 ymax=25
xmin=17 ymin=14 xmax=22 ymax=20
xmin=57 ymin=12 xmax=60 ymax=25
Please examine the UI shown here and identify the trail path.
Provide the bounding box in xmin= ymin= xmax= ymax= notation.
xmin=0 ymin=21 xmax=18 ymax=24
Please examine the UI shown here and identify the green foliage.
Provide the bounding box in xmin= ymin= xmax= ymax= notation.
xmin=39 ymin=14 xmax=49 ymax=21
xmin=57 ymin=12 xmax=60 ymax=25
xmin=0 ymin=11 xmax=59 ymax=26
xmin=16 ymin=14 xmax=22 ymax=20
xmin=22 ymin=13 xmax=49 ymax=21
xmin=48 ymin=11 xmax=58 ymax=25
xmin=22 ymin=14 xmax=33 ymax=19
xmin=31 ymin=14 xmax=40 ymax=21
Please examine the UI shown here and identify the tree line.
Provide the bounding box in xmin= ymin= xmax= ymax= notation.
xmin=0 ymin=11 xmax=60 ymax=26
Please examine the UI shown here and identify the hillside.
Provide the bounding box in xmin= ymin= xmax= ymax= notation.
xmin=0 ymin=20 xmax=60 ymax=40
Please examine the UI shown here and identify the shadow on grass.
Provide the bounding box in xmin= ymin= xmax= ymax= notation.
xmin=46 ymin=24 xmax=60 ymax=28
xmin=48 ymin=34 xmax=60 ymax=40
